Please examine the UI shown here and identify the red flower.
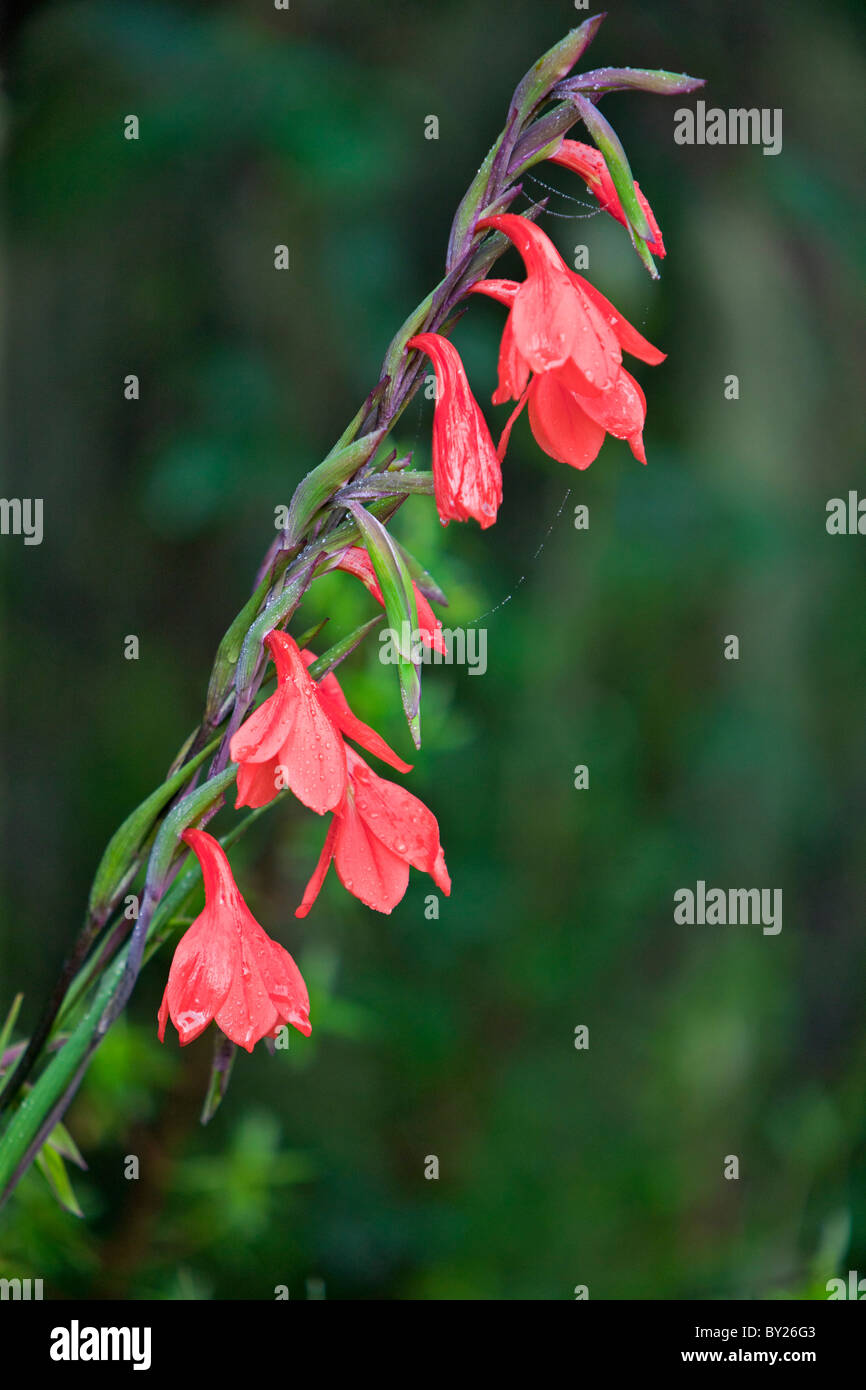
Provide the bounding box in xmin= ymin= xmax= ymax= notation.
xmin=296 ymin=746 xmax=451 ymax=917
xmin=230 ymin=630 xmax=411 ymax=811
xmin=471 ymin=260 xmax=665 ymax=469
xmin=330 ymin=546 xmax=446 ymax=655
xmin=158 ymin=828 xmax=311 ymax=1051
xmin=229 ymin=630 xmax=347 ymax=814
xmin=406 ymin=332 xmax=502 ymax=529
xmin=475 ymin=215 xmax=622 ymax=394
xmin=548 ymin=140 xmax=665 ymax=258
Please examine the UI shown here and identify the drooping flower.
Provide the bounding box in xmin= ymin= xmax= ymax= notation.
xmin=406 ymin=332 xmax=502 ymax=529
xmin=296 ymin=746 xmax=451 ymax=917
xmin=231 ymin=630 xmax=411 ymax=811
xmin=475 ymin=215 xmax=622 ymax=394
xmin=471 ymin=265 xmax=665 ymax=469
xmin=548 ymin=139 xmax=665 ymax=257
xmin=330 ymin=546 xmax=446 ymax=655
xmin=301 ymin=650 xmax=412 ymax=775
xmin=229 ymin=630 xmax=347 ymax=814
xmin=158 ymin=828 xmax=311 ymax=1051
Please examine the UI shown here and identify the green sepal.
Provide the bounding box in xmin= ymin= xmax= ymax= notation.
xmin=285 ymin=429 xmax=386 ymax=545
xmin=347 ymin=503 xmax=422 ymax=748
xmin=570 ymin=92 xmax=654 ymax=243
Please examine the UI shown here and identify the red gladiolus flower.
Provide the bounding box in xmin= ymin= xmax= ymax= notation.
xmin=406 ymin=332 xmax=502 ymax=529
xmin=158 ymin=828 xmax=311 ymax=1051
xmin=471 ymin=270 xmax=665 ymax=469
xmin=330 ymin=546 xmax=446 ymax=655
xmin=296 ymin=747 xmax=451 ymax=917
xmin=475 ymin=215 xmax=622 ymax=394
xmin=229 ymin=630 xmax=346 ymax=814
xmin=548 ymin=140 xmax=665 ymax=258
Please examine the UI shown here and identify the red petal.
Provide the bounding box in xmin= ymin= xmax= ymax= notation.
xmin=242 ymin=918 xmax=311 ymax=1038
xmin=469 ymin=278 xmax=520 ymax=306
xmin=569 ymin=272 xmax=666 ymax=365
xmin=496 ymin=386 xmax=531 ymax=463
xmin=229 ymin=688 xmax=289 ymax=766
xmin=295 ymin=815 xmax=339 ymax=918
xmin=408 ymin=333 xmax=502 ymax=529
xmin=333 ymin=793 xmax=410 ymax=914
xmin=492 ymin=312 xmax=531 ymax=405
xmin=234 ymin=756 xmax=282 ymax=809
xmin=566 ymin=365 xmax=646 ymax=440
xmin=527 ymin=373 xmax=606 ymax=471
xmin=347 ymin=749 xmax=443 ymax=877
xmin=253 ymin=632 xmax=346 ymax=814
xmin=315 ymin=669 xmax=412 ymax=774
xmin=158 ymin=911 xmax=237 ymax=1047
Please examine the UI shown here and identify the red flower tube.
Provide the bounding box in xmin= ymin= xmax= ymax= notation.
xmin=296 ymin=746 xmax=451 ymax=917
xmin=548 ymin=139 xmax=665 ymax=257
xmin=158 ymin=828 xmax=311 ymax=1052
xmin=406 ymin=332 xmax=502 ymax=529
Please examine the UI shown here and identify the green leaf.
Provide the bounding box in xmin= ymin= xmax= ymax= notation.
xmin=35 ymin=1143 xmax=83 ymax=1217
xmin=394 ymin=540 xmax=449 ymax=608
xmin=46 ymin=1119 xmax=87 ymax=1170
xmin=285 ymin=429 xmax=386 ymax=544
xmin=347 ymin=503 xmax=422 ymax=748
xmin=294 ymin=617 xmax=329 ymax=649
xmin=235 ymin=558 xmax=319 ymax=697
xmin=0 ymin=994 xmax=23 ymax=1063
xmin=87 ymin=735 xmax=222 ymax=917
xmin=205 ymin=574 xmax=271 ymax=717
xmin=146 ymin=766 xmax=239 ymax=895
xmin=563 ymin=67 xmax=706 ymax=99
xmin=510 ymin=16 xmax=605 ymax=125
xmin=570 ymin=92 xmax=654 ymax=243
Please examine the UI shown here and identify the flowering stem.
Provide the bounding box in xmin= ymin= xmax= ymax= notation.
xmin=0 ymin=14 xmax=692 ymax=1204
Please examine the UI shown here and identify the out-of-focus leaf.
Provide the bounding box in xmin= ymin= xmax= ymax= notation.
xmin=35 ymin=1144 xmax=83 ymax=1218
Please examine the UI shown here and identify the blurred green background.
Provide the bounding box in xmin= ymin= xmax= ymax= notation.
xmin=1 ymin=0 xmax=865 ymax=1299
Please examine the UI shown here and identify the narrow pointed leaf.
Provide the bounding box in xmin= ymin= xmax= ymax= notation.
xmin=557 ymin=67 xmax=706 ymax=99
xmin=36 ymin=1144 xmax=83 ymax=1217
xmin=569 ymin=92 xmax=654 ymax=242
xmin=346 ymin=503 xmax=422 ymax=748
xmin=285 ymin=429 xmax=386 ymax=546
xmin=306 ymin=615 xmax=384 ymax=682
xmin=395 ymin=540 xmax=449 ymax=608
xmin=47 ymin=1119 xmax=87 ymax=1170
xmin=510 ymin=16 xmax=605 ymax=124
xmin=0 ymin=995 xmax=23 ymax=1062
